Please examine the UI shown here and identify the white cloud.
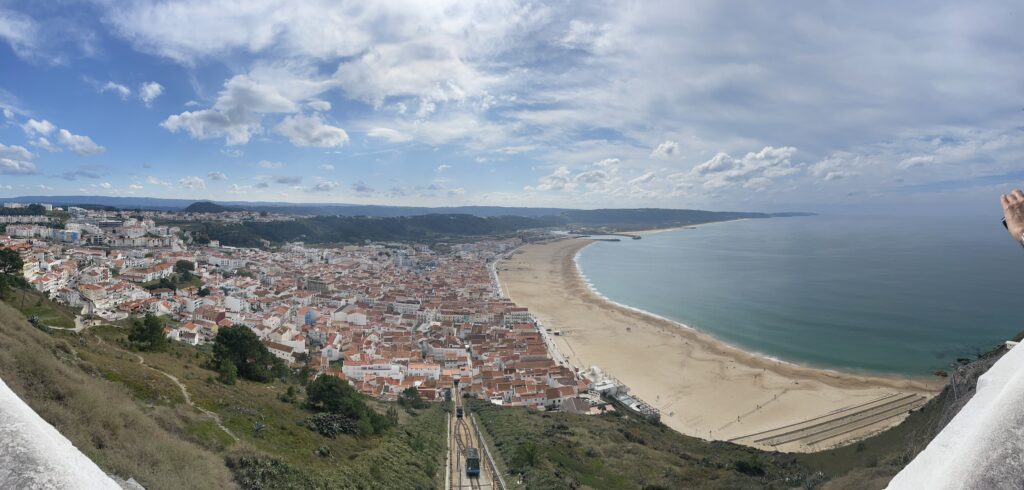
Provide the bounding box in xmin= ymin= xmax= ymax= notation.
xmin=274 ymin=113 xmax=348 ymax=148
xmin=21 ymin=118 xmax=104 ymax=155
xmin=100 ymin=81 xmax=131 ymax=99
xmin=318 ymin=163 xmax=334 ymax=171
xmin=0 ymin=143 xmax=35 ymax=161
xmin=178 ymin=176 xmax=206 ymax=189
xmin=2 ymin=108 xmax=12 ymax=119
xmin=221 ymin=148 xmax=243 ymax=158
xmin=29 ymin=137 xmax=59 ymax=153
xmin=690 ymin=146 xmax=798 ymax=189
xmin=310 ymin=180 xmax=339 ymax=192
xmin=651 ymin=140 xmax=680 ymax=159
xmin=0 ymin=158 xmax=36 ymax=175
xmin=528 ymin=166 xmax=574 ymax=192
xmin=306 ymin=99 xmax=331 ymax=111
xmin=0 ymin=8 xmax=39 ymax=61
xmin=21 ymin=118 xmax=55 ymax=136
xmin=57 ymin=129 xmax=105 ymax=156
xmin=208 ymin=171 xmax=227 ymax=180
xmin=366 ymin=127 xmax=412 ymax=143
xmin=258 ymin=160 xmax=284 ymax=169
xmin=138 ymin=81 xmax=164 ymax=106
xmin=436 ymin=164 xmax=451 ymax=173
xmin=97 ymin=182 xmax=113 ymax=189
xmin=128 ymin=184 xmax=144 ymax=190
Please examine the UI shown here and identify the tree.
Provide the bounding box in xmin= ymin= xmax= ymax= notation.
xmin=212 ymin=325 xmax=284 ymax=383
xmin=305 ymin=375 xmax=394 ymax=435
xmin=198 ymin=287 xmax=211 ymax=297
xmin=398 ymin=386 xmax=428 ymax=409
xmin=128 ymin=314 xmax=169 ymax=351
xmin=174 ymin=260 xmax=195 ymax=274
xmin=0 ymin=248 xmax=26 ymax=299
xmin=218 ymin=359 xmax=237 ymax=385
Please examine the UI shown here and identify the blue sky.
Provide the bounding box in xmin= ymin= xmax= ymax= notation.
xmin=0 ymin=1 xmax=1022 ymax=213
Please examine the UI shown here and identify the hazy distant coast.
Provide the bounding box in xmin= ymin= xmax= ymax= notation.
xmin=497 ymin=233 xmax=941 ymax=452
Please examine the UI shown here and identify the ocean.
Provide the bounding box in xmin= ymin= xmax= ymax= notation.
xmin=575 ymin=215 xmax=1024 ymax=375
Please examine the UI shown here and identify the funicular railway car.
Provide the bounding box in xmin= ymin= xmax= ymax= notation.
xmin=464 ymin=447 xmax=480 ymax=477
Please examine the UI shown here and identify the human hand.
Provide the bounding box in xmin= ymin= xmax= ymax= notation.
xmin=1002 ymin=189 xmax=1024 ymax=243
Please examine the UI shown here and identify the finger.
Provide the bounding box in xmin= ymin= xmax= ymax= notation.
xmin=1003 ymin=194 xmax=1012 ymax=209
xmin=1013 ymin=189 xmax=1024 ymax=202
xmin=1008 ymin=192 xmax=1022 ymax=204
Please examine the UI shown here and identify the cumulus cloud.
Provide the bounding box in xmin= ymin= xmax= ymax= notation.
xmin=275 ymin=113 xmax=348 ymax=148
xmin=436 ymin=164 xmax=450 ymax=173
xmin=0 ymin=158 xmax=36 ymax=175
xmin=100 ymin=81 xmax=131 ymax=99
xmin=138 ymin=81 xmax=164 ymax=106
xmin=650 ymin=140 xmax=680 ymax=158
xmin=310 ymin=180 xmax=339 ymax=192
xmin=208 ymin=171 xmax=227 ymax=180
xmin=690 ymin=146 xmax=798 ymax=189
xmin=273 ymin=176 xmax=302 ymax=185
xmin=318 ymin=163 xmax=335 ymax=171
xmin=57 ymin=129 xmax=105 ymax=156
xmin=258 ymin=160 xmax=284 ymax=169
xmin=178 ymin=176 xmax=206 ymax=189
xmin=21 ymin=118 xmax=55 ymax=136
xmin=21 ymin=118 xmax=104 ymax=155
xmin=0 ymin=143 xmax=35 ymax=161
xmin=161 ymin=72 xmax=318 ymax=145
xmin=30 ymin=137 xmax=59 ymax=153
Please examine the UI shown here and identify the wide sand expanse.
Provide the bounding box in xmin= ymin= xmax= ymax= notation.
xmin=497 ymin=236 xmax=943 ymax=452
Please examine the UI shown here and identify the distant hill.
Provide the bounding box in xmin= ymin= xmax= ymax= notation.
xmin=1 ymin=196 xmax=813 ymax=222
xmin=184 ymin=201 xmax=233 ymax=213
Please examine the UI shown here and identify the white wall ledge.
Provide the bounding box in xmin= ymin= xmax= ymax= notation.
xmin=0 ymin=377 xmax=121 ymax=489
xmin=887 ymin=343 xmax=1024 ymax=489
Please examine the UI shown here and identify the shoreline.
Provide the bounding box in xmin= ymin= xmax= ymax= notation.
xmin=569 ymin=237 xmax=937 ymax=382
xmin=498 ymin=228 xmax=942 ymax=452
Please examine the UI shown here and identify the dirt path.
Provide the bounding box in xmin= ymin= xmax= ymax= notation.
xmin=100 ymin=336 xmax=239 ymax=443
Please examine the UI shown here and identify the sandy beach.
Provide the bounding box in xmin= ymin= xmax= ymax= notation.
xmin=497 ymin=235 xmax=944 ymax=452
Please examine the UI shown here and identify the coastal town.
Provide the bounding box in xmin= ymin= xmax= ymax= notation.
xmin=0 ymin=202 xmax=658 ymax=420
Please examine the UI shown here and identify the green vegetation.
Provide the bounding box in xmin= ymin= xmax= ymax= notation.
xmin=0 ymin=291 xmax=447 ymax=489
xmin=128 ymin=313 xmax=170 ymax=352
xmin=184 ymin=201 xmax=235 ymax=213
xmin=470 ymin=399 xmax=822 ymax=489
xmin=0 ymin=247 xmax=26 ymax=299
xmin=183 ymin=208 xmax=802 ymax=247
xmin=398 ymin=386 xmax=429 ymax=409
xmin=142 ymin=272 xmax=203 ymax=291
xmin=212 ymin=325 xmax=287 ymax=383
xmin=0 ymin=203 xmax=47 ymax=215
xmin=305 ymin=375 xmax=394 ymax=436
xmin=6 ymin=287 xmax=77 ymax=328
xmin=0 ymin=298 xmax=234 ymax=489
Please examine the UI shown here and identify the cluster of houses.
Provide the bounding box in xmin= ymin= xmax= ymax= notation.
xmin=0 ymin=226 xmax=618 ymax=414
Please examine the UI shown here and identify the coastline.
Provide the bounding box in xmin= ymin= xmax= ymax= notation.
xmin=498 ymin=228 xmax=943 ymax=452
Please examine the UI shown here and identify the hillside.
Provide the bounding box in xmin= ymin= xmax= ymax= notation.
xmin=0 ymin=292 xmax=445 ymax=489
xmin=185 ymin=210 xmax=786 ymax=247
xmin=2 ymin=289 xmax=999 ymax=489
xmin=184 ymin=201 xmax=235 ymax=213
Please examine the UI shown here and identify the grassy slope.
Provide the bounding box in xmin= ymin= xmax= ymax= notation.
xmin=0 ymin=300 xmax=234 ymax=489
xmin=0 ymin=291 xmax=446 ymax=489
xmin=470 ymin=399 xmax=821 ymax=489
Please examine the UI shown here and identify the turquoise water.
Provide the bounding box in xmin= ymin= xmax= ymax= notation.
xmin=575 ymin=215 xmax=1024 ymax=375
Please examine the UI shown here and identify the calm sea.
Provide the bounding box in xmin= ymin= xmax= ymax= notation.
xmin=575 ymin=215 xmax=1024 ymax=375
